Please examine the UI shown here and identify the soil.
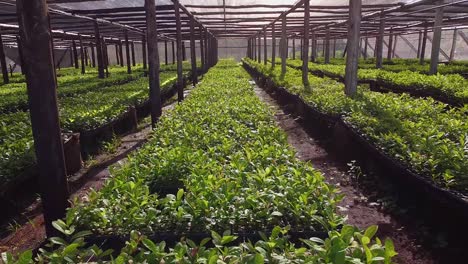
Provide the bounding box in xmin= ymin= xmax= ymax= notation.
xmin=0 ymin=91 xmax=188 ymax=255
xmin=252 ymin=84 xmax=437 ymax=264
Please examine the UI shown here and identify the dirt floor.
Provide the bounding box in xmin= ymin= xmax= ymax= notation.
xmin=252 ymin=84 xmax=438 ymax=264
xmin=0 ymin=92 xmax=187 ymax=254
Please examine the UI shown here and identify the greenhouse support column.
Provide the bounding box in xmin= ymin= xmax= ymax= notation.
xmin=200 ymin=28 xmax=205 ymax=70
xmin=142 ymin=35 xmax=147 ymax=70
xmin=171 ymin=41 xmax=175 ymax=64
xmin=204 ymin=29 xmax=208 ymax=68
xmin=94 ymin=20 xmax=105 ymax=78
xmin=0 ymin=30 xmax=9 ymax=84
xmin=281 ymin=16 xmax=287 ymax=77
xmin=257 ymin=34 xmax=261 ymax=63
xmin=102 ymin=38 xmax=109 ymax=77
xmin=79 ymin=35 xmax=85 ymax=74
xmin=68 ymin=47 xmax=73 ymax=67
xmin=449 ymin=29 xmax=458 ymax=62
xmin=263 ymin=30 xmax=267 ymax=65
xmin=333 ymin=39 xmax=336 ymax=58
xmin=124 ymin=30 xmax=131 ymax=74
xmin=302 ymin=0 xmax=310 ymax=89
xmin=115 ymin=44 xmax=120 ymax=65
xmin=182 ymin=41 xmax=186 ymax=61
xmin=310 ymin=31 xmax=316 ymax=62
xmin=119 ymin=40 xmax=124 ymax=67
xmin=271 ymin=24 xmax=276 ymax=67
xmin=91 ymin=44 xmax=96 ymax=67
xmin=300 ymin=38 xmax=303 ymax=60
xmin=16 ymin=36 xmax=26 ymax=74
xmin=344 ymin=0 xmax=361 ymax=97
xmin=253 ymin=36 xmax=257 ymax=60
xmin=376 ymin=11 xmax=385 ymax=68
xmin=164 ymin=40 xmax=168 ymax=65
xmin=17 ymin=0 xmax=69 ymax=238
xmin=420 ymin=25 xmax=428 ymax=65
xmin=324 ymin=27 xmax=330 ymax=64
xmin=189 ymin=17 xmax=197 ymax=86
xmin=429 ymin=7 xmax=443 ymax=75
xmin=392 ymin=34 xmax=397 ymax=58
xmin=292 ymin=37 xmax=296 ymax=60
xmin=145 ymin=0 xmax=161 ymax=128
xmin=175 ymin=0 xmax=183 ymax=101
xmin=417 ymin=30 xmax=422 ymax=59
xmin=363 ymin=36 xmax=368 ymax=59
xmin=387 ymin=27 xmax=393 ymax=60
xmin=72 ymin=40 xmax=79 ymax=69
xmin=84 ymin=47 xmax=89 ymax=66
xmin=131 ymin=41 xmax=136 ymax=67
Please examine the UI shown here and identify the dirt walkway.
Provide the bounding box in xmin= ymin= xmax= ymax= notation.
xmin=252 ymin=84 xmax=435 ymax=264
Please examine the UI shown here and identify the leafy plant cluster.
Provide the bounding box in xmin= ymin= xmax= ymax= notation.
xmin=0 ymin=72 xmax=179 ymax=187
xmin=3 ymin=60 xmax=395 ymax=263
xmin=3 ymin=221 xmax=396 ymax=263
xmin=244 ymin=58 xmax=468 ymax=191
xmin=67 ymin=60 xmax=344 ymax=235
xmin=286 ymin=59 xmax=468 ymax=105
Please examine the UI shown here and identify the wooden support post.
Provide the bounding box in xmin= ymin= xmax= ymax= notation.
xmin=142 ymin=35 xmax=147 ymax=70
xmin=145 ymin=0 xmax=161 ymax=128
xmin=0 ymin=30 xmax=9 ymax=84
xmin=324 ymin=27 xmax=330 ymax=64
xmin=204 ymin=29 xmax=208 ymax=69
xmin=417 ymin=30 xmax=422 ymax=59
xmin=131 ymin=41 xmax=136 ymax=66
xmin=300 ymin=37 xmax=303 ymax=60
xmin=257 ymin=34 xmax=261 ymax=63
xmin=344 ymin=0 xmax=361 ymax=97
xmin=90 ymin=44 xmax=96 ymax=67
xmin=171 ymin=41 xmax=175 ymax=64
xmin=84 ymin=47 xmax=89 ymax=66
xmin=263 ymin=29 xmax=267 ymax=65
xmin=333 ymin=38 xmax=337 ymax=58
xmin=189 ymin=17 xmax=197 ymax=86
xmin=124 ymin=30 xmax=131 ymax=74
xmin=271 ymin=24 xmax=276 ymax=67
xmin=17 ymin=0 xmax=69 ymax=237
xmin=118 ymin=41 xmax=124 ymax=67
xmin=420 ymin=25 xmax=428 ymax=65
xmin=72 ymin=40 xmax=79 ymax=69
xmin=69 ymin=46 xmax=73 ymax=67
xmin=302 ymin=0 xmax=310 ymax=88
xmin=310 ymin=31 xmax=316 ymax=62
xmin=253 ymin=36 xmax=257 ymax=60
xmin=16 ymin=36 xmax=26 ymax=75
xmin=164 ymin=40 xmax=168 ymax=65
xmin=200 ymin=27 xmax=205 ymax=70
xmin=175 ymin=0 xmax=183 ymax=101
xmin=363 ymin=35 xmax=368 ymax=59
xmin=376 ymin=11 xmax=385 ymax=68
xmin=94 ymin=21 xmax=105 ymax=78
xmin=102 ymin=38 xmax=109 ymax=77
xmin=449 ymin=29 xmax=458 ymax=62
xmin=429 ymin=7 xmax=443 ymax=75
xmin=281 ymin=16 xmax=287 ymax=77
xmin=79 ymin=35 xmax=85 ymax=74
xmin=392 ymin=34 xmax=398 ymax=58
xmin=387 ymin=27 xmax=393 ymax=60
xmin=181 ymin=41 xmax=186 ymax=61
xmin=115 ymin=44 xmax=120 ymax=65
xmin=292 ymin=37 xmax=296 ymax=60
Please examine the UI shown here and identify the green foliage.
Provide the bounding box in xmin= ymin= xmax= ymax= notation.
xmin=3 ymin=221 xmax=397 ymax=263
xmin=67 ymin=59 xmax=344 ymax=235
xmin=244 ymin=58 xmax=468 ymax=191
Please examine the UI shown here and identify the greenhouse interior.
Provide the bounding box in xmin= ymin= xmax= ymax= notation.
xmin=0 ymin=0 xmax=468 ymax=263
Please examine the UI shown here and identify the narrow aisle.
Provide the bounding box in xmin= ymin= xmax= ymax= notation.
xmin=251 ymin=82 xmax=434 ymax=264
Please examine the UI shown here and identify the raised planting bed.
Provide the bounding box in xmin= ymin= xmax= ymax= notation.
xmin=286 ymin=59 xmax=468 ymax=107
xmin=243 ymin=58 xmax=468 ymax=229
